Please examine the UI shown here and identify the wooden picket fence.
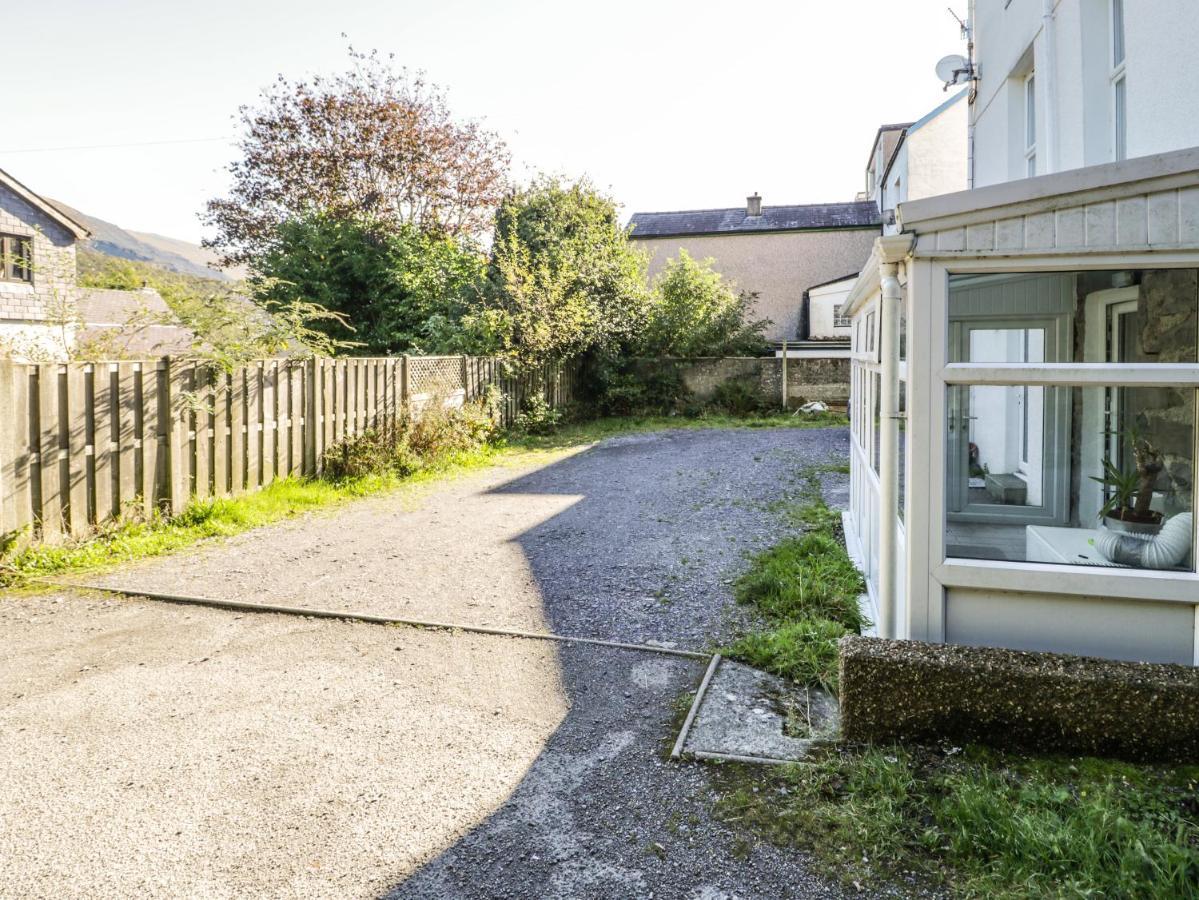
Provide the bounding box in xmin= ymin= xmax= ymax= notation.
xmin=0 ymin=354 xmax=579 ymax=544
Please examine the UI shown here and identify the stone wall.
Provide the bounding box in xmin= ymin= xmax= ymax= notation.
xmin=630 ymin=356 xmax=849 ymax=408
xmin=0 ymin=183 xmax=78 ymax=324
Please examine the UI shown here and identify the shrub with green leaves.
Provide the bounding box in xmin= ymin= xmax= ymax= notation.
xmin=253 ymin=214 xmax=486 ymax=356
xmin=710 ymin=378 xmax=770 ymax=417
xmin=321 ymin=401 xmax=496 ymax=480
xmin=477 ymin=176 xmax=651 ymax=370
xmin=637 ymin=250 xmax=768 ymax=358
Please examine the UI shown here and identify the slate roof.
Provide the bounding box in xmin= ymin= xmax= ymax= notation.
xmin=74 ymin=288 xmax=198 ymax=357
xmin=628 ymin=201 xmax=881 ymax=239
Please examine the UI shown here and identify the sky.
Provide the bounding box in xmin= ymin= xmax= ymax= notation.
xmin=5 ymin=0 xmax=966 ymax=245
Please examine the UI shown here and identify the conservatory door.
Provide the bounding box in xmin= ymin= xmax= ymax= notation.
xmin=947 ymin=320 xmax=1069 ymax=525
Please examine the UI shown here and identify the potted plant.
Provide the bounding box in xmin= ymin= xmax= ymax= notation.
xmin=1090 ymin=430 xmax=1165 ymax=536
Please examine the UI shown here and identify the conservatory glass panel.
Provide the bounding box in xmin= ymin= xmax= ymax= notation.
xmin=945 ymin=386 xmax=1195 ymax=572
xmin=949 ymin=271 xmax=1197 ymax=365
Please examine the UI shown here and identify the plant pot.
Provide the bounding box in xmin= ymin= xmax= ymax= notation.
xmin=1102 ymin=512 xmax=1163 ymax=537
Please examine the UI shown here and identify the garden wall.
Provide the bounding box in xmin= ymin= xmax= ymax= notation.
xmin=839 ymin=635 xmax=1199 ymax=763
xmin=629 ymin=356 xmax=849 ymax=408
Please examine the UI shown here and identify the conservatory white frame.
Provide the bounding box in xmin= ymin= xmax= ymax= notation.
xmin=844 ymin=147 xmax=1199 ymax=666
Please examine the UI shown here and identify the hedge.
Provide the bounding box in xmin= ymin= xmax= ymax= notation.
xmin=839 ymin=635 xmax=1199 ymax=763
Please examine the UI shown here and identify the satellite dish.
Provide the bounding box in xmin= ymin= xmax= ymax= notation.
xmin=936 ymin=54 xmax=972 ymax=86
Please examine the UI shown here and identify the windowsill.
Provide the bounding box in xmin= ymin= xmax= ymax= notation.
xmin=935 ymin=556 xmax=1199 ymax=604
xmin=0 ymin=280 xmax=35 ymax=292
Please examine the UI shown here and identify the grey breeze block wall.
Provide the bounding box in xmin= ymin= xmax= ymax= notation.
xmin=0 ymin=183 xmax=78 ymax=323
xmin=633 ymin=228 xmax=878 ymax=343
xmin=633 ymin=356 xmax=850 ymax=407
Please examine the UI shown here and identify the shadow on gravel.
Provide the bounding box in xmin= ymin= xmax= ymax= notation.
xmin=389 ymin=427 xmax=850 ymax=900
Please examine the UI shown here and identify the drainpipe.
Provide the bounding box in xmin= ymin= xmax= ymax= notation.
xmin=876 ymin=260 xmax=902 ymax=639
xmin=1041 ymin=0 xmax=1059 ymax=173
xmin=967 ymin=0 xmax=977 ymax=188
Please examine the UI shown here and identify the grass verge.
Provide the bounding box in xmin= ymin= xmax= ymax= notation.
xmin=721 ymin=463 xmax=864 ymax=691
xmin=714 ymin=744 xmax=1199 ymax=898
xmin=0 ymin=411 xmax=845 ymax=588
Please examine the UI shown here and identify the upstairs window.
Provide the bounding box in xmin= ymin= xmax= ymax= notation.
xmin=0 ymin=234 xmax=32 ymax=283
xmin=833 ymin=304 xmax=851 ymax=328
xmin=1111 ymin=0 xmax=1127 ymax=160
xmin=1024 ymin=72 xmax=1037 ymax=176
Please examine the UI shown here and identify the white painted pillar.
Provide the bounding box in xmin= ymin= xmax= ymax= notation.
xmin=877 ymin=261 xmax=902 ymax=639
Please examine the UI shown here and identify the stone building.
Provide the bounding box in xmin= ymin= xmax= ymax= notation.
xmin=628 ymin=196 xmax=880 ymax=343
xmin=0 ymin=168 xmax=89 ymax=358
xmin=0 ymin=167 xmax=195 ymax=360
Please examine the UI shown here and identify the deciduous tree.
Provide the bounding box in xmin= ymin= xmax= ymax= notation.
xmin=204 ymin=46 xmax=510 ymax=266
xmin=475 ymin=177 xmax=650 ymax=368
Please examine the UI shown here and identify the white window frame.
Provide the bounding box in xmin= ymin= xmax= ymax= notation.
xmin=913 ymin=255 xmax=1199 ymax=632
xmin=1110 ymin=0 xmax=1127 ymax=161
xmin=1024 ymin=71 xmax=1037 ymax=177
xmin=833 ymin=304 xmax=851 ymax=328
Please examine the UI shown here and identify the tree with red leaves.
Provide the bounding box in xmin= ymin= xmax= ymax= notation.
xmin=204 ymin=46 xmax=510 ymax=267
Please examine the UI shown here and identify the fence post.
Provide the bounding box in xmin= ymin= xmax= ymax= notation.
xmin=166 ymin=358 xmax=191 ymax=515
xmin=400 ymin=355 xmax=409 ymax=416
xmin=460 ymin=355 xmax=469 ymax=402
xmin=0 ymin=361 xmax=30 ymax=540
xmin=781 ymin=339 xmax=789 ymax=410
xmin=305 ymin=358 xmax=319 ymax=476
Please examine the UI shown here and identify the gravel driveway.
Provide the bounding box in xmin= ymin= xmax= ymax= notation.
xmin=2 ymin=425 xmax=850 ymax=899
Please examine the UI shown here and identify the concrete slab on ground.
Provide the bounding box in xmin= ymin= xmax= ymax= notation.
xmin=680 ymin=659 xmax=839 ymax=764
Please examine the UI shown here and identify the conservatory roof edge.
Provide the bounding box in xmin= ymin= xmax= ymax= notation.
xmin=898 ymin=146 xmax=1199 ymax=234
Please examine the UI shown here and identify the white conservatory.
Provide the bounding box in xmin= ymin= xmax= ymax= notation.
xmin=843 ymin=148 xmax=1199 ymax=666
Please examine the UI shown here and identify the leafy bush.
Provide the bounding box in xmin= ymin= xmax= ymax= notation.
xmin=253 ymin=214 xmax=486 ymax=355
xmin=636 ymin=250 xmax=769 ymax=358
xmin=513 ymin=394 xmax=563 ymax=435
xmin=588 ymin=358 xmax=690 ymax=416
xmin=477 ymin=176 xmax=651 ymax=369
xmin=322 ymin=401 xmax=496 ymax=480
xmin=710 ymin=378 xmax=770 ymax=417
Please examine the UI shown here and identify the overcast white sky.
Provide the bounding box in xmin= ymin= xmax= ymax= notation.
xmin=5 ymin=0 xmax=965 ymax=243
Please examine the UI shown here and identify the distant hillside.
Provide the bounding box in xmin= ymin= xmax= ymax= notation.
xmin=47 ymin=199 xmax=246 ymax=282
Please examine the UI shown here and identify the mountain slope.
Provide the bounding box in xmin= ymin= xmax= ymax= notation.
xmin=47 ymin=199 xmax=244 ymax=282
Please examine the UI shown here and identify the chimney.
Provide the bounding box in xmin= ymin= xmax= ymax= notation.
xmin=746 ymin=192 xmax=762 ymax=217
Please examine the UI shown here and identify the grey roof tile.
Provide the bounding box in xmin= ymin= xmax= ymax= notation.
xmin=628 ymin=201 xmax=881 ymax=238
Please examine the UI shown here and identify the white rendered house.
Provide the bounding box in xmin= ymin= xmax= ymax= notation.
xmin=869 ymin=90 xmax=970 ymax=234
xmin=843 ymin=0 xmax=1199 ymax=666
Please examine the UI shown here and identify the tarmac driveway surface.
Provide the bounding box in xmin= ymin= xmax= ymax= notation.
xmin=1 ymin=425 xmax=850 ymax=899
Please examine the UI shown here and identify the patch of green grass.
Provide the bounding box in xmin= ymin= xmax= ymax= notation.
xmin=2 ymin=413 xmax=849 ymax=588
xmin=508 ymin=411 xmax=847 ymax=451
xmin=722 ymin=463 xmax=864 ymax=689
xmin=723 ymin=618 xmax=848 ymax=692
xmin=714 ymin=745 xmax=1199 ymax=898
xmin=732 ymin=532 xmax=865 ymax=632
xmin=0 ymin=442 xmax=516 ymax=586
